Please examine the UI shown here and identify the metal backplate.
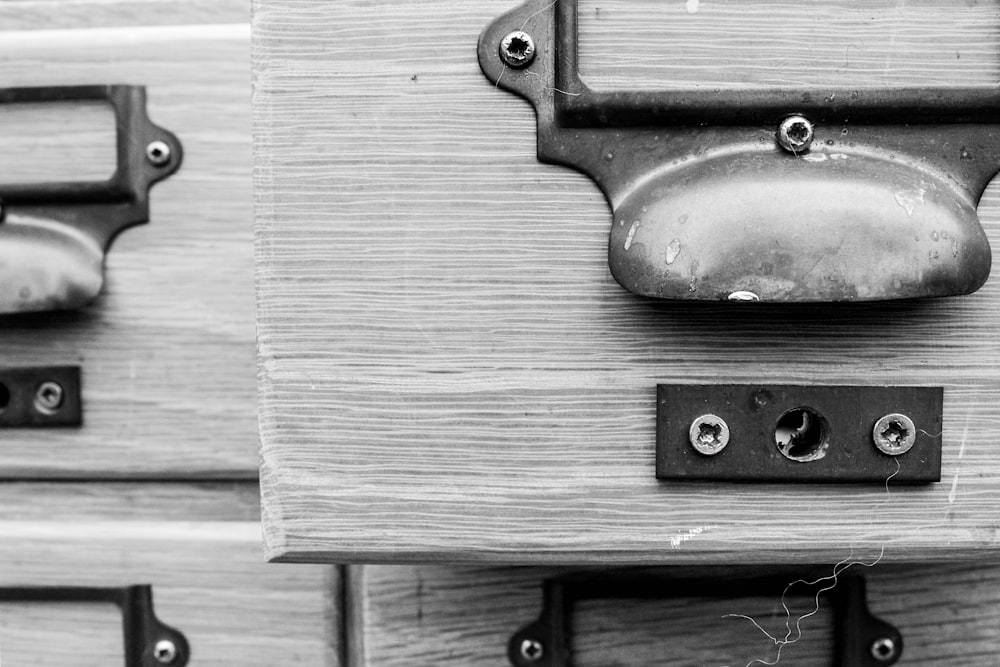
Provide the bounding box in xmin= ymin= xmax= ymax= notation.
xmin=508 ymin=571 xmax=901 ymax=667
xmin=0 ymin=366 xmax=81 ymax=427
xmin=657 ymin=385 xmax=942 ymax=483
xmin=479 ymin=0 xmax=998 ymax=302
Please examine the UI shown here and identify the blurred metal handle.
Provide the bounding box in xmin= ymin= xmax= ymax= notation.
xmin=0 ymin=85 xmax=182 ymax=314
xmin=0 ymin=584 xmax=190 ymax=666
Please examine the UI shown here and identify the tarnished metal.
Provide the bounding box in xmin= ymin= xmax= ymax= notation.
xmin=657 ymin=385 xmax=942 ymax=483
xmin=0 ymin=86 xmax=182 ymax=314
xmin=688 ymin=414 xmax=730 ymax=456
xmin=508 ymin=571 xmax=902 ymax=667
xmin=479 ymin=0 xmax=997 ymax=302
xmin=0 ymin=585 xmax=189 ymax=667
xmin=873 ymin=413 xmax=917 ymax=456
xmin=500 ymin=31 xmax=536 ymax=69
xmin=0 ymin=366 xmax=81 ymax=427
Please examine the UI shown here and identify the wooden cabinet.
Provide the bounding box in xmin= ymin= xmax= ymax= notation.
xmin=254 ymin=0 xmax=1000 ymax=565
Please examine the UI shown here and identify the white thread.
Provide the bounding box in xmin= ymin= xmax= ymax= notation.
xmin=722 ymin=459 xmax=899 ymax=667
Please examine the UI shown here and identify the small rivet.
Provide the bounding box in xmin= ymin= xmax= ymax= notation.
xmin=520 ymin=638 xmax=544 ymax=662
xmin=870 ymin=637 xmax=897 ymax=662
xmin=153 ymin=639 xmax=178 ymax=664
xmin=33 ymin=381 xmax=65 ymax=415
xmin=688 ymin=414 xmax=730 ymax=456
xmin=873 ymin=414 xmax=916 ymax=456
xmin=500 ymin=31 xmax=536 ymax=68
xmin=146 ymin=140 xmax=172 ymax=167
xmin=777 ymin=115 xmax=815 ymax=153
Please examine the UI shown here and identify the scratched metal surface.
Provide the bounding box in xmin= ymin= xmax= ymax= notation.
xmin=256 ymin=0 xmax=1000 ymax=563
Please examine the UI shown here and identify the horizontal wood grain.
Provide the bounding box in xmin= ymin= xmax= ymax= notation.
xmin=0 ymin=483 xmax=335 ymax=666
xmin=0 ymin=101 xmax=116 ymax=184
xmin=354 ymin=563 xmax=1000 ymax=666
xmin=578 ymin=0 xmax=1000 ymax=89
xmin=255 ymin=0 xmax=1000 ymax=562
xmin=0 ymin=2 xmax=257 ymax=477
xmin=0 ymin=0 xmax=246 ymax=30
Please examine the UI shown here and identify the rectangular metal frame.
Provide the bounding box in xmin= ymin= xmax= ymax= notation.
xmin=554 ymin=0 xmax=1000 ymax=125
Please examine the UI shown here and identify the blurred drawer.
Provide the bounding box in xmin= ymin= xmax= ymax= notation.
xmin=0 ymin=482 xmax=334 ymax=665
xmin=0 ymin=0 xmax=255 ymax=478
xmin=350 ymin=562 xmax=1000 ymax=666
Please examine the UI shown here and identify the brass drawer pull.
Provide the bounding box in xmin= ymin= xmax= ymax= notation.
xmin=0 ymin=85 xmax=182 ymax=314
xmin=480 ymin=1 xmax=996 ymax=302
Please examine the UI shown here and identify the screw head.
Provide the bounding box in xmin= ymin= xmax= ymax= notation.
xmin=33 ymin=381 xmax=65 ymax=415
xmin=520 ymin=638 xmax=544 ymax=662
xmin=146 ymin=140 xmax=172 ymax=167
xmin=500 ymin=31 xmax=536 ymax=68
xmin=777 ymin=115 xmax=815 ymax=153
xmin=873 ymin=413 xmax=916 ymax=456
xmin=688 ymin=414 xmax=730 ymax=456
xmin=153 ymin=639 xmax=178 ymax=664
xmin=870 ymin=637 xmax=898 ymax=662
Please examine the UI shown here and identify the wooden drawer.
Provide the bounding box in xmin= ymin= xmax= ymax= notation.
xmin=349 ymin=563 xmax=1000 ymax=666
xmin=254 ymin=0 xmax=1000 ymax=564
xmin=0 ymin=0 xmax=256 ymax=478
xmin=0 ymin=483 xmax=334 ymax=665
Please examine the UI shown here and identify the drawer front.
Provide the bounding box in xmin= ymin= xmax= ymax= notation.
xmin=0 ymin=483 xmax=334 ymax=665
xmin=351 ymin=563 xmax=1000 ymax=666
xmin=0 ymin=0 xmax=256 ymax=478
xmin=255 ymin=0 xmax=1000 ymax=563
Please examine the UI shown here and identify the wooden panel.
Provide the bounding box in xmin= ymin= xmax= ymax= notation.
xmin=0 ymin=0 xmax=256 ymax=477
xmin=255 ymin=0 xmax=1000 ymax=563
xmin=0 ymin=483 xmax=336 ymax=666
xmin=577 ymin=0 xmax=1000 ymax=89
xmin=354 ymin=563 xmax=1000 ymax=666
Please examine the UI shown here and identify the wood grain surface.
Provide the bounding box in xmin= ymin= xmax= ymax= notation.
xmin=0 ymin=483 xmax=335 ymax=666
xmin=353 ymin=563 xmax=1000 ymax=666
xmin=255 ymin=0 xmax=1000 ymax=563
xmin=0 ymin=0 xmax=257 ymax=478
xmin=578 ymin=0 xmax=1000 ymax=89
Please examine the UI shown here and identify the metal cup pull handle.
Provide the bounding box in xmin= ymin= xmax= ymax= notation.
xmin=480 ymin=0 xmax=997 ymax=302
xmin=0 ymin=85 xmax=182 ymax=314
